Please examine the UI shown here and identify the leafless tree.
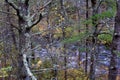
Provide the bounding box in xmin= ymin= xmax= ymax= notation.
xmin=5 ymin=0 xmax=51 ymax=80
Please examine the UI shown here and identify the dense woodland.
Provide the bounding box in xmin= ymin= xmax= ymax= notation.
xmin=0 ymin=0 xmax=120 ymax=80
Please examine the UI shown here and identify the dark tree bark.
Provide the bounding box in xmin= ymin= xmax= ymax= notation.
xmin=85 ymin=0 xmax=89 ymax=75
xmin=108 ymin=1 xmax=120 ymax=80
xmin=89 ymin=0 xmax=98 ymax=80
xmin=60 ymin=0 xmax=68 ymax=80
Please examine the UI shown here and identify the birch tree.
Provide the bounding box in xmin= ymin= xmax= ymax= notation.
xmin=5 ymin=0 xmax=51 ymax=80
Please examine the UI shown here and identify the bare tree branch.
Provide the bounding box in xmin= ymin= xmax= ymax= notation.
xmin=39 ymin=0 xmax=52 ymax=10
xmin=0 ymin=10 xmax=17 ymax=15
xmin=5 ymin=0 xmax=19 ymax=11
xmin=0 ymin=20 xmax=20 ymax=30
xmin=31 ymin=22 xmax=64 ymax=36
xmin=29 ymin=13 xmax=42 ymax=29
xmin=10 ymin=23 xmax=20 ymax=31
xmin=28 ymin=0 xmax=52 ymax=29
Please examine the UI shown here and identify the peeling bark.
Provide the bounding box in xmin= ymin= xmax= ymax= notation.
xmin=23 ymin=54 xmax=37 ymax=80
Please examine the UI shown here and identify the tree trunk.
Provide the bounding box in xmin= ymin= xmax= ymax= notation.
xmin=85 ymin=0 xmax=89 ymax=75
xmin=89 ymin=0 xmax=97 ymax=80
xmin=108 ymin=1 xmax=120 ymax=80
xmin=18 ymin=30 xmax=33 ymax=80
xmin=5 ymin=0 xmax=43 ymax=80
xmin=60 ymin=0 xmax=68 ymax=80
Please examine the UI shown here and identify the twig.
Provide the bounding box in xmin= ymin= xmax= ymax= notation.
xmin=5 ymin=0 xmax=19 ymax=11
xmin=0 ymin=10 xmax=16 ymax=15
xmin=39 ymin=0 xmax=52 ymax=10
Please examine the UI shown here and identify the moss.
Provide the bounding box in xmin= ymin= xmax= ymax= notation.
xmin=98 ymin=34 xmax=113 ymax=46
